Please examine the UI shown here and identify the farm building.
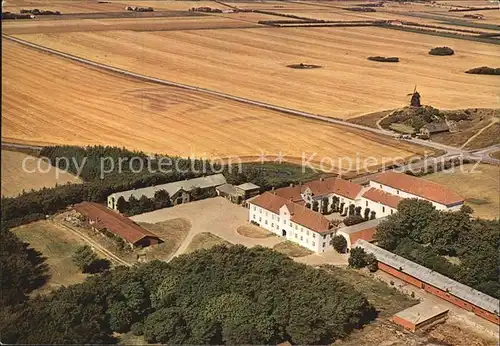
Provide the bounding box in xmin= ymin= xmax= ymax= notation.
xmin=354 ymin=240 xmax=500 ymax=325
xmin=107 ymin=174 xmax=227 ymax=211
xmin=74 ymin=202 xmax=163 ymax=248
xmin=216 ymin=182 xmax=260 ymax=203
xmin=336 ymin=217 xmax=386 ymax=250
xmin=369 ymin=171 xmax=463 ymax=211
xmin=419 ymin=122 xmax=450 ymax=138
xmin=360 ymin=187 xmax=402 ymax=217
xmin=392 ymin=303 xmax=449 ymax=332
xmin=248 ymin=192 xmax=335 ymax=253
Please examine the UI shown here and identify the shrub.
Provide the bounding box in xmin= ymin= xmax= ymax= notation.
xmin=367 ymin=56 xmax=399 ymax=62
xmin=465 ymin=66 xmax=500 ymax=75
xmin=344 ymin=214 xmax=365 ymax=226
xmin=131 ymin=322 xmax=144 ymax=336
xmin=331 ymin=235 xmax=348 ymax=253
xmin=429 ymin=47 xmax=454 ymax=56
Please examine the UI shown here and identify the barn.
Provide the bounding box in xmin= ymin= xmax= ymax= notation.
xmin=355 ymin=240 xmax=500 ymax=325
xmin=74 ymin=202 xmax=163 ymax=248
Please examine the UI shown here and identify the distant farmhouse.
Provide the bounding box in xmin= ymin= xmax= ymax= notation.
xmin=248 ymin=172 xmax=464 ymax=253
xmin=419 ymin=122 xmax=450 ymax=138
xmin=74 ymin=202 xmax=163 ymax=248
xmin=107 ymin=174 xmax=227 ymax=211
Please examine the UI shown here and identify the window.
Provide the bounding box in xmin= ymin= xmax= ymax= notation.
xmin=366 ymin=201 xmax=368 ymax=207
xmin=313 ymin=233 xmax=316 ymax=238
xmin=276 ymin=224 xmax=279 ymax=229
xmin=260 ymin=208 xmax=262 ymax=214
xmin=382 ymin=206 xmax=385 ymax=213
xmin=295 ymin=234 xmax=298 ymax=239
xmin=271 ymin=223 xmax=274 ymax=227
xmin=253 ymin=206 xmax=256 ymax=211
xmin=259 ymin=217 xmax=262 ymax=222
xmin=323 ymin=242 xmax=326 ymax=247
xmin=289 ymin=222 xmax=292 ymax=227
xmin=253 ymin=214 xmax=255 ymax=220
xmin=312 ymin=241 xmax=315 ymax=246
xmin=323 ymin=235 xmax=326 ymax=239
xmin=380 ymin=184 xmax=382 ymax=189
xmin=265 ymin=220 xmax=268 ymax=225
xmin=300 ymin=236 xmax=303 ymax=241
xmin=266 ymin=211 xmax=268 ymax=216
xmin=272 ymin=214 xmax=274 ymax=220
xmin=397 ymin=190 xmax=400 ymax=195
xmin=277 ymin=217 xmax=280 ymax=222
xmin=307 ymin=230 xmax=309 ymax=236
xmin=391 ymin=209 xmax=394 ymax=215
xmin=295 ymin=225 xmax=298 ymax=230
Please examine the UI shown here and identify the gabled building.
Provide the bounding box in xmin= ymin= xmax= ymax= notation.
xmin=74 ymin=202 xmax=163 ymax=248
xmin=107 ymin=174 xmax=227 ymax=211
xmin=248 ymin=192 xmax=335 ymax=253
xmin=274 ymin=177 xmax=363 ymax=214
xmin=369 ymin=171 xmax=464 ymax=211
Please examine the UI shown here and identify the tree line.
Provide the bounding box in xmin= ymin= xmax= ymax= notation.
xmin=374 ymin=199 xmax=499 ymax=299
xmin=2 ymin=146 xmax=314 ymax=228
xmin=0 ymin=245 xmax=376 ymax=344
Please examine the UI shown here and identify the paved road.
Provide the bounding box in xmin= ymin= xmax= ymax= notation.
xmin=3 ymin=34 xmax=497 ymax=167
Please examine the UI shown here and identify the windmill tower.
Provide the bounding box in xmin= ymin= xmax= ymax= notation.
xmin=409 ymin=85 xmax=421 ymax=108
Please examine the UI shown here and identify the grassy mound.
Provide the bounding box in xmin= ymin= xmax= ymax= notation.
xmin=367 ymin=56 xmax=399 ymax=63
xmin=429 ymin=47 xmax=454 ymax=56
xmin=380 ymin=106 xmax=444 ymax=132
xmin=465 ymin=66 xmax=500 ymax=75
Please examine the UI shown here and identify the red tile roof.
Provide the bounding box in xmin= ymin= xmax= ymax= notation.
xmin=362 ymin=187 xmax=403 ymax=209
xmin=372 ymin=171 xmax=464 ymax=206
xmin=250 ymin=192 xmax=331 ymax=233
xmin=74 ymin=202 xmax=161 ymax=245
xmin=273 ymin=185 xmax=302 ymax=203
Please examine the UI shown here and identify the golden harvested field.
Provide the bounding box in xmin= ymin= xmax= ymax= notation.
xmin=2 ymin=40 xmax=427 ymax=171
xmin=3 ymin=0 xmax=129 ymax=13
xmin=1 ymin=149 xmax=82 ymax=197
xmin=422 ymin=164 xmax=499 ymax=219
xmin=14 ymin=26 xmax=500 ymax=119
xmin=115 ymin=0 xmax=226 ymax=10
xmin=2 ymin=16 xmax=258 ymax=35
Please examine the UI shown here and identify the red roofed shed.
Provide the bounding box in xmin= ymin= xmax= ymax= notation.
xmin=74 ymin=202 xmax=163 ymax=248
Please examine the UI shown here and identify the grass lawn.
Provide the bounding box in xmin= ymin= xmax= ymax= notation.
xmin=273 ymin=241 xmax=313 ymax=258
xmin=422 ymin=164 xmax=499 ymax=219
xmin=347 ymin=109 xmax=394 ymax=129
xmin=13 ymin=220 xmax=87 ymax=292
xmin=137 ymin=218 xmax=191 ymax=261
xmin=184 ymin=232 xmax=231 ymax=254
xmin=389 ymin=123 xmax=415 ymax=134
xmin=236 ymin=224 xmax=275 ymax=238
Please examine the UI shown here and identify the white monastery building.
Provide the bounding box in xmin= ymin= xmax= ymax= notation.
xmin=248 ymin=172 xmax=464 ymax=253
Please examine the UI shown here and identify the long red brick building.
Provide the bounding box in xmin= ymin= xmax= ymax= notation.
xmin=355 ymin=240 xmax=499 ymax=325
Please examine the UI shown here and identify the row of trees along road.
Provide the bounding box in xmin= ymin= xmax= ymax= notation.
xmin=0 ymin=244 xmax=376 ymax=344
xmin=374 ymin=199 xmax=500 ymax=299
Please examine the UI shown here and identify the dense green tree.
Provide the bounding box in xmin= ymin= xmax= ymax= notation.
xmin=348 ymin=247 xmax=369 ymax=268
xmin=116 ymin=196 xmax=128 ymax=213
xmin=312 ymin=200 xmax=319 ymax=212
xmin=72 ymin=245 xmax=98 ymax=273
xmin=107 ymin=301 xmax=134 ymax=333
xmin=348 ymin=204 xmax=356 ymax=216
xmin=331 ymin=235 xmax=347 ymax=253
xmin=321 ymin=197 xmax=329 ymax=214
xmin=0 ymin=228 xmax=49 ymax=306
xmin=363 ymin=208 xmax=370 ymax=220
xmin=331 ymin=196 xmax=339 ymax=213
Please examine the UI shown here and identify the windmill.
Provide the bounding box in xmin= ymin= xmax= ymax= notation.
xmin=407 ymin=85 xmax=421 ymax=108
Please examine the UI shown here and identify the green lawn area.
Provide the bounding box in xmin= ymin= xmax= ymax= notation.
xmin=137 ymin=218 xmax=191 ymax=261
xmin=13 ymin=220 xmax=87 ymax=292
xmin=389 ymin=123 xmax=416 ymax=134
xmin=422 ymin=164 xmax=499 ymax=219
xmin=184 ymin=232 xmax=231 ymax=254
xmin=273 ymin=241 xmax=313 ymax=258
